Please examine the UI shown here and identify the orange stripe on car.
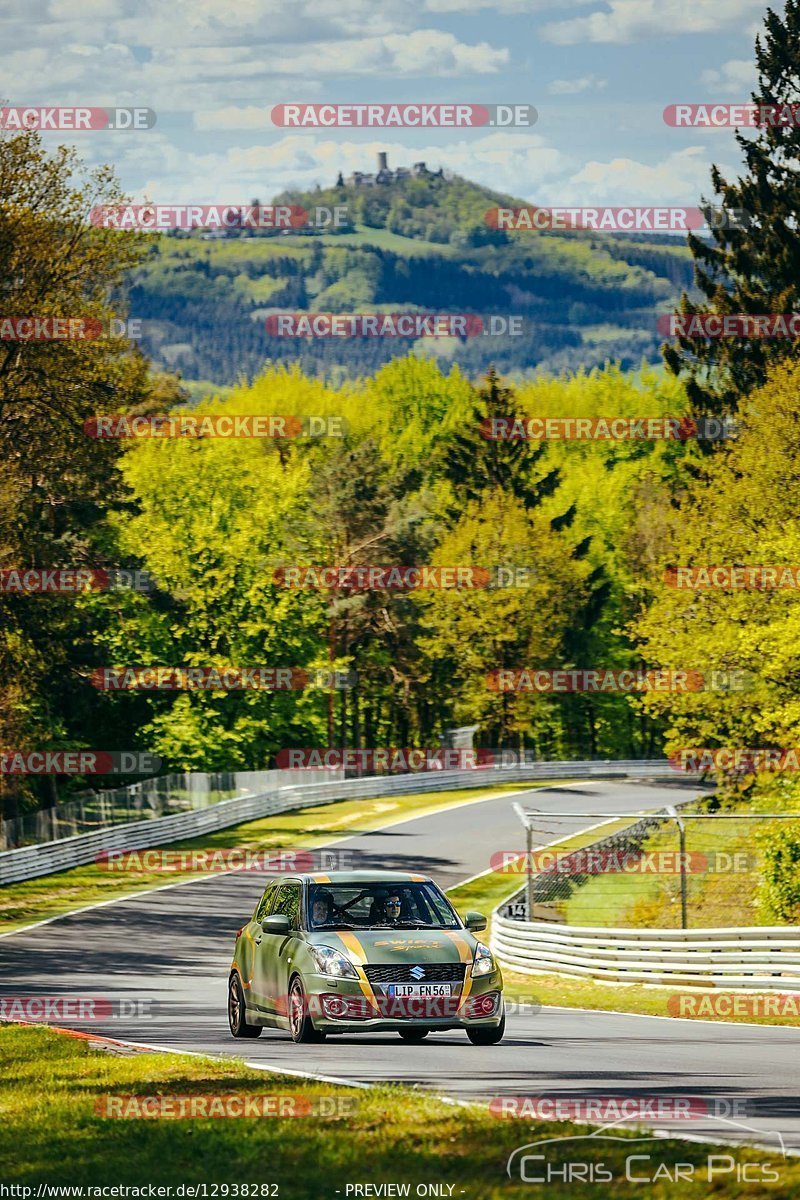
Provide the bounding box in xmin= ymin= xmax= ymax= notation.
xmin=443 ymin=931 xmax=475 ymax=1008
xmin=337 ymin=931 xmax=378 ymax=1010
xmin=312 ymin=873 xmax=331 ymax=883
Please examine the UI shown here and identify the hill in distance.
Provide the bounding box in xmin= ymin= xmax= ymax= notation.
xmin=127 ymin=153 xmax=697 ymax=389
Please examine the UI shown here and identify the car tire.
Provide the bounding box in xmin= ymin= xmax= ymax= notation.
xmin=228 ymin=972 xmax=262 ymax=1038
xmin=288 ymin=975 xmax=326 ymax=1044
xmin=466 ymin=1013 xmax=505 ymax=1045
xmin=398 ymin=1029 xmax=429 ymax=1041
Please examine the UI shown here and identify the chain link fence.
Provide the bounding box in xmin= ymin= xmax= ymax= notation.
xmin=501 ymin=805 xmax=800 ymax=929
xmin=0 ymin=768 xmax=331 ymax=850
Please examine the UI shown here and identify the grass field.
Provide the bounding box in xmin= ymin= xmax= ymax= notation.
xmin=559 ymin=786 xmax=800 ymax=930
xmin=293 ymin=225 xmax=458 ymax=255
xmin=0 ymin=1024 xmax=795 ymax=1195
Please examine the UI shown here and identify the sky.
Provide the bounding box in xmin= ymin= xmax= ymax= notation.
xmin=1 ymin=0 xmax=773 ymax=209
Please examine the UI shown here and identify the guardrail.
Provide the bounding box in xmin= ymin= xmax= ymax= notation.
xmin=0 ymin=768 xmax=312 ymax=849
xmin=0 ymin=758 xmax=676 ymax=886
xmin=490 ymin=915 xmax=800 ymax=988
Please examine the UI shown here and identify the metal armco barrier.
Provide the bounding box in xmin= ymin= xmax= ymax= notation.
xmin=490 ymin=915 xmax=800 ymax=988
xmin=0 ymin=759 xmax=675 ymax=885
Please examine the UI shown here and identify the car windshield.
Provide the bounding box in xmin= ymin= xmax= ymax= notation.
xmin=306 ymin=882 xmax=459 ymax=930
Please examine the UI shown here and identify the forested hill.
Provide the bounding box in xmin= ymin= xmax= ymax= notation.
xmin=127 ymin=167 xmax=696 ymax=391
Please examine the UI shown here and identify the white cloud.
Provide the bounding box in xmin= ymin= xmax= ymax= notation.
xmin=548 ymin=74 xmax=607 ymax=95
xmin=543 ymin=0 xmax=767 ymax=45
xmin=537 ymin=145 xmax=728 ymax=206
xmin=423 ymin=0 xmax=575 ymax=9
xmin=235 ymin=30 xmax=508 ymax=77
xmin=3 ymin=22 xmax=509 ymax=114
xmin=701 ymin=58 xmax=756 ymax=96
xmin=196 ymin=107 xmax=275 ymax=132
xmin=86 ymin=132 xmax=566 ymax=206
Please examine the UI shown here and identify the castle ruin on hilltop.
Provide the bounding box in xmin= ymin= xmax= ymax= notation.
xmin=344 ymin=152 xmax=444 ymax=188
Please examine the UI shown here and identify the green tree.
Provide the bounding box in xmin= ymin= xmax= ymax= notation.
xmin=0 ymin=127 xmax=153 ymax=813
xmin=664 ymin=0 xmax=800 ymax=418
xmin=635 ymin=358 xmax=800 ymax=758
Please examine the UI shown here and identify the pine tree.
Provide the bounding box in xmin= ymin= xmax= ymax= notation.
xmin=443 ymin=368 xmax=559 ymax=509
xmin=664 ymin=0 xmax=800 ymax=418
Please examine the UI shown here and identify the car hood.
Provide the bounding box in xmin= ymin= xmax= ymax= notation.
xmin=307 ymin=926 xmax=477 ymax=966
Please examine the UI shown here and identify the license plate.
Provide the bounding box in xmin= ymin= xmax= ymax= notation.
xmin=386 ymin=983 xmax=452 ymax=997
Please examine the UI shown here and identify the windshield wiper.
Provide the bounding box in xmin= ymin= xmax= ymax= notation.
xmin=311 ymin=922 xmax=358 ymax=930
xmin=373 ymin=921 xmax=437 ymax=929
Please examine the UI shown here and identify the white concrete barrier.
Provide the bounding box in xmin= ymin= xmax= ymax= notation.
xmin=491 ymin=910 xmax=800 ymax=988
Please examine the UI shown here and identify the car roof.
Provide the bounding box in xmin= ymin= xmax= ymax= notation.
xmin=297 ymin=870 xmax=434 ymax=884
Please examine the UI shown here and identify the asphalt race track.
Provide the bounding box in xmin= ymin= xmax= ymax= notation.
xmin=2 ymin=780 xmax=799 ymax=1157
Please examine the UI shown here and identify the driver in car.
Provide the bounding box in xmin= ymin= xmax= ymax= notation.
xmin=311 ymin=890 xmax=335 ymax=927
xmin=377 ymin=893 xmax=403 ymax=925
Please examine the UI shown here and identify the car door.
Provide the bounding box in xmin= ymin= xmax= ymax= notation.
xmin=255 ymin=881 xmax=302 ymax=1019
xmin=246 ymin=883 xmax=279 ymax=1012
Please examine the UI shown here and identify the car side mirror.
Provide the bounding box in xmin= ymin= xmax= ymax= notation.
xmin=464 ymin=911 xmax=487 ymax=932
xmin=262 ymin=914 xmax=291 ymax=934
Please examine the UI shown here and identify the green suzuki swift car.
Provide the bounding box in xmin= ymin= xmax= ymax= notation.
xmin=228 ymin=870 xmax=505 ymax=1044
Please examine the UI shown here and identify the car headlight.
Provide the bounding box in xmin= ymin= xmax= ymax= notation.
xmin=471 ymin=942 xmax=495 ymax=977
xmin=309 ymin=944 xmax=359 ymax=979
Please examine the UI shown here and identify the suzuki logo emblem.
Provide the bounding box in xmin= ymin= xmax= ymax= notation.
xmin=410 ymin=965 xmax=425 ymax=980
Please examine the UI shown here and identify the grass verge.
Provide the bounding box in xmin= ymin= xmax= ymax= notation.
xmin=0 ymin=1023 xmax=795 ymax=1195
xmin=560 ymin=782 xmax=800 ymax=929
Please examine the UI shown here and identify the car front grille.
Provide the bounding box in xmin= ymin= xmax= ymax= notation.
xmin=363 ymin=963 xmax=466 ymax=984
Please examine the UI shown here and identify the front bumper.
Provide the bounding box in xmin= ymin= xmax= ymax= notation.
xmin=304 ymin=969 xmax=504 ymax=1033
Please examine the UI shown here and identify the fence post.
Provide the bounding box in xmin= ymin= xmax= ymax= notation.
xmin=679 ymin=821 xmax=688 ymax=929
xmin=525 ymin=821 xmax=533 ymax=920
xmin=665 ymin=805 xmax=688 ymax=929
